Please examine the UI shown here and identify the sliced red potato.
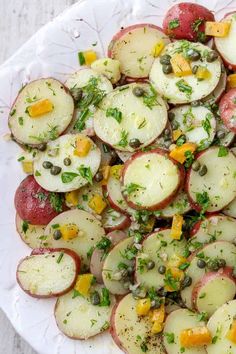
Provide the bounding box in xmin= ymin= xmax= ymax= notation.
xmin=17 ymin=248 xmax=80 ymax=298
xmin=106 ymin=230 xmax=127 ymax=245
xmin=94 ymin=83 xmax=168 ymax=152
xmin=150 ymin=41 xmax=221 ymax=104
xmin=215 ymin=116 xmax=235 ymax=147
xmin=192 ymin=267 xmax=236 ymax=317
xmin=108 ymin=23 xmax=170 ymax=79
xmin=110 ymin=293 xmax=164 ymax=354
xmin=163 ymin=309 xmax=207 ymax=354
xmin=101 ymin=208 xmax=131 ymax=232
xmin=215 ymin=12 xmax=236 ymax=70
xmin=223 ymin=197 xmax=236 ymax=218
xmin=16 ymin=214 xmax=47 ymax=248
xmin=44 ymin=209 xmax=105 ymax=270
xmin=186 ymin=147 xmax=236 ymax=212
xmin=55 ymin=284 xmax=115 ymax=339
xmin=219 ymin=88 xmax=236 ymax=133
xmin=33 ymin=134 xmax=101 ymax=192
xmin=207 ymin=300 xmax=236 ymax=354
xmin=92 ymin=137 xmax=115 ymax=167
xmin=116 ymin=150 xmax=132 ymax=163
xmin=122 ymin=149 xmax=183 ymax=210
xmin=135 ymin=228 xmax=187 ymax=290
xmin=9 ymin=78 xmax=74 ymax=145
xmin=157 ymin=190 xmax=191 ymax=218
xmin=181 ymin=241 xmax=236 ymax=309
xmin=202 ymin=69 xmax=227 ymax=104
xmin=102 ymin=237 xmax=134 ymax=295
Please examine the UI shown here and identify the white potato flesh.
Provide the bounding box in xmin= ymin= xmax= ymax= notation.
xmin=223 ymin=197 xmax=236 ymax=218
xmin=91 ymin=58 xmax=121 ymax=84
xmin=207 ymin=300 xmax=236 ymax=354
xmin=16 ymin=214 xmax=46 ymax=249
xmin=202 ymin=70 xmax=227 ymax=104
xmin=94 ymin=83 xmax=168 ymax=152
xmin=17 ymin=252 xmax=76 ymax=296
xmin=9 ymin=78 xmax=74 ymax=145
xmin=215 ymin=13 xmax=236 ymax=68
xmin=106 ymin=173 xmax=133 ymax=214
xmin=44 ymin=210 xmax=105 ymax=270
xmin=117 ymin=150 xmax=133 ymax=163
xmin=34 ymin=134 xmax=101 ymax=192
xmin=122 ymin=151 xmax=180 ymax=209
xmin=55 ymin=284 xmax=115 ymax=339
xmin=102 ymin=237 xmax=133 ymax=295
xmin=158 ymin=190 xmax=191 ymax=218
xmin=109 ymin=25 xmax=170 ymax=78
xmin=135 ymin=229 xmax=187 ymax=289
xmin=101 ymin=208 xmax=130 ymax=231
xmin=216 ymin=117 xmax=235 ymax=147
xmin=181 ymin=241 xmax=236 ymax=309
xmin=150 ymin=41 xmax=221 ymax=104
xmin=163 ymin=309 xmax=207 ymax=354
xmin=111 ymin=293 xmax=165 ymax=354
xmin=170 ymin=105 xmax=216 ymax=148
xmin=187 ymin=147 xmax=236 ymax=212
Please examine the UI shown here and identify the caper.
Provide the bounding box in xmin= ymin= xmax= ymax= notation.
xmin=53 ymin=229 xmax=62 ymax=240
xmin=164 ymin=128 xmax=170 ymax=137
xmin=42 ymin=161 xmax=53 ymax=169
xmin=192 ymin=160 xmax=201 ymax=172
xmin=162 ymin=64 xmax=173 ymax=75
xmin=90 ymin=291 xmax=100 ymax=305
xmin=197 ymin=259 xmax=206 ymax=269
xmin=132 ymin=86 xmax=145 ymax=97
xmin=129 ymin=138 xmax=141 ymax=149
xmin=206 ymin=51 xmax=218 ymax=63
xmin=94 ymin=171 xmax=103 ymax=182
xmin=160 ymin=54 xmax=171 ymax=65
xmin=181 ymin=276 xmax=192 ymax=289
xmin=63 ymin=157 xmax=71 ymax=166
xmin=147 ymin=260 xmax=155 ymax=270
xmin=191 ymin=100 xmax=201 ymax=107
xmin=218 ymin=258 xmax=226 ymax=268
xmin=168 ymin=112 xmax=175 ymax=121
xmin=186 ymin=49 xmax=201 ymax=61
xmin=216 ymin=130 xmax=225 ymax=139
xmin=50 ymin=165 xmax=62 ymax=175
xmin=199 ymin=164 xmax=207 ymax=176
xmin=37 ymin=143 xmax=47 ymax=151
xmin=171 ymin=120 xmax=179 ymax=130
xmin=110 ymin=150 xmax=118 ymax=164
xmin=70 ymin=87 xmax=83 ymax=102
xmin=192 ymin=65 xmax=199 ymax=75
xmin=158 ymin=265 xmax=166 ymax=274
xmin=207 ymin=259 xmax=220 ymax=271
xmin=164 ymin=140 xmax=172 ymax=149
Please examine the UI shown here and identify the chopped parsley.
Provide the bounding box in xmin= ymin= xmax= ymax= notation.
xmin=96 ymin=237 xmax=111 ymax=255
xmin=192 ymin=18 xmax=204 ymax=32
xmin=18 ymin=117 xmax=24 ymax=126
xmin=197 ymin=312 xmax=208 ymax=322
xmin=35 ymin=192 xmax=48 ymax=202
xmin=168 ymin=19 xmax=180 ymax=30
xmin=143 ymin=85 xmax=158 ymax=109
xmin=164 ymin=332 xmax=175 ymax=344
xmin=184 ymin=150 xmax=195 ymax=168
xmin=106 ymin=107 xmax=122 ymax=123
xmin=164 ymin=269 xmax=179 ymax=291
xmin=61 ymin=172 xmax=79 ymax=183
xmin=74 ymin=108 xmax=90 ymax=132
xmin=176 ymin=79 xmax=192 ymax=97
xmin=22 ymin=220 xmax=29 ymax=234
xmin=35 ymin=170 xmax=41 ymax=176
xmin=17 ymin=156 xmax=25 ymax=162
xmin=196 ymin=191 xmax=210 ymax=214
xmin=10 ymin=109 xmax=16 ymax=116
xmin=99 ymin=288 xmax=110 ymax=307
xmin=117 ymin=130 xmax=128 ymax=148
xmin=140 ymin=341 xmax=148 ymax=352
xmin=124 ymin=183 xmax=146 ymax=195
xmin=218 ymin=146 xmax=228 ymax=157
xmin=78 ymin=165 xmax=93 ymax=185
xmin=56 ymin=252 xmax=64 ymax=263
xmin=49 ymin=193 xmax=63 ymax=212
xmin=202 ymin=113 xmax=212 ymax=137
xmin=78 ymin=51 xmax=86 ymax=65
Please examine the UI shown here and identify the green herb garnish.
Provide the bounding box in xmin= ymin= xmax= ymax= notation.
xmin=106 ymin=107 xmax=122 ymax=123
xmin=168 ymin=19 xmax=180 ymax=30
xmin=78 ymin=165 xmax=93 ymax=185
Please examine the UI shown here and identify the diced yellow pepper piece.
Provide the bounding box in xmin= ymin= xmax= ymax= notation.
xmin=173 ymin=129 xmax=183 ymax=141
xmin=60 ymin=224 xmax=79 ymax=241
xmin=151 ymin=41 xmax=165 ymax=57
xmin=151 ymin=321 xmax=164 ymax=334
xmin=28 ymin=99 xmax=54 ymax=118
xmin=150 ymin=304 xmax=165 ymax=323
xmin=74 ymin=136 xmax=91 ymax=157
xmin=170 ymin=53 xmax=192 ymax=77
xmin=136 ymin=298 xmax=151 ymax=316
xmin=167 ymin=254 xmax=187 ymax=268
xmin=74 ymin=274 xmax=94 ymax=297
xmin=65 ymin=190 xmax=80 ymax=207
xmin=180 ymin=327 xmax=212 ymax=348
xmin=227 ymin=74 xmax=236 ymax=89
xmin=22 ymin=161 xmax=33 ymax=174
xmin=110 ymin=165 xmax=123 ymax=180
xmin=80 ymin=50 xmax=97 ymax=66
xmin=170 ymin=214 xmax=184 ymax=240
xmin=195 ymin=66 xmax=211 ymax=80
xmin=226 ymin=319 xmax=236 ymax=344
xmin=88 ymin=194 xmax=107 ymax=214
xmin=169 ymin=142 xmax=197 ymax=164
xmin=205 ymin=21 xmax=231 ymax=37
xmin=164 ymin=267 xmax=184 ymax=292
xmin=100 ymin=165 xmax=111 ymax=185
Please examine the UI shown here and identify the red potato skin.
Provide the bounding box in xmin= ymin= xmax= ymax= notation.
xmin=189 ymin=213 xmax=220 ymax=237
xmin=219 ymin=88 xmax=236 ymax=133
xmin=163 ymin=2 xmax=214 ymax=42
xmin=110 ymin=300 xmax=129 ymax=354
xmin=106 ymin=230 xmax=127 ymax=245
xmin=104 ymin=214 xmax=131 ymax=233
xmin=102 ymin=184 xmax=128 ymax=215
xmin=16 ymin=248 xmax=81 ymax=299
xmin=121 ymin=148 xmax=185 ymax=211
xmin=14 ymin=176 xmax=67 ymax=225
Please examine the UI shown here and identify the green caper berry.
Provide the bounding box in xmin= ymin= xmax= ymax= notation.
xmin=132 ymin=86 xmax=145 ymax=97
xmin=42 ymin=161 xmax=53 ymax=169
xmin=158 ymin=265 xmax=166 ymax=274
xmin=160 ymin=54 xmax=171 ymax=65
xmin=197 ymin=259 xmax=206 ymax=269
xmin=94 ymin=171 xmax=103 ymax=183
xmin=199 ymin=164 xmax=207 ymax=176
xmin=50 ymin=165 xmax=62 ymax=175
xmin=129 ymin=138 xmax=141 ymax=149
xmin=164 ymin=140 xmax=172 ymax=149
xmin=53 ymin=229 xmax=62 ymax=240
xmin=182 ymin=276 xmax=192 ymax=289
xmin=162 ymin=64 xmax=173 ymax=75
xmin=171 ymin=121 xmax=179 ymax=130
xmin=37 ymin=143 xmax=47 ymax=151
xmin=70 ymin=87 xmax=83 ymax=102
xmin=147 ymin=260 xmax=155 ymax=270
xmin=110 ymin=150 xmax=118 ymax=165
xmin=216 ymin=130 xmax=225 ymax=139
xmin=206 ymin=51 xmax=218 ymax=63
xmin=63 ymin=157 xmax=71 ymax=166
xmin=192 ymin=65 xmax=199 ymax=75
xmin=192 ymin=160 xmax=201 ymax=171
xmin=90 ymin=291 xmax=100 ymax=305
xmin=207 ymin=259 xmax=220 ymax=271
xmin=186 ymin=49 xmax=201 ymax=61
xmin=217 ymin=258 xmax=226 ymax=268
xmin=164 ymin=128 xmax=170 ymax=136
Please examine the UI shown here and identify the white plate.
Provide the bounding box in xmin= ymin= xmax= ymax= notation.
xmin=0 ymin=0 xmax=235 ymax=353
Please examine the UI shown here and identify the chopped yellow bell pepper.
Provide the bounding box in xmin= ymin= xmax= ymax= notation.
xmin=60 ymin=224 xmax=79 ymax=241
xmin=151 ymin=321 xmax=164 ymax=334
xmin=100 ymin=165 xmax=111 ymax=185
xmin=195 ymin=66 xmax=211 ymax=80
xmin=28 ymin=99 xmax=54 ymax=118
xmin=170 ymin=53 xmax=192 ymax=77
xmin=79 ymin=50 xmax=97 ymax=66
xmin=180 ymin=327 xmax=212 ymax=348
xmin=167 ymin=254 xmax=187 ymax=268
xmin=226 ymin=320 xmax=236 ymax=344
xmin=88 ymin=194 xmax=107 ymax=214
xmin=110 ymin=165 xmax=123 ymax=180
xmin=74 ymin=274 xmax=94 ymax=297
xmin=74 ymin=136 xmax=91 ymax=157
xmin=227 ymin=74 xmax=236 ymax=89
xmin=173 ymin=129 xmax=183 ymax=141
xmin=151 ymin=41 xmax=165 ymax=57
xmin=150 ymin=304 xmax=165 ymax=323
xmin=136 ymin=298 xmax=151 ymax=316
xmin=65 ymin=190 xmax=80 ymax=207
xmin=205 ymin=21 xmax=231 ymax=37
xmin=22 ymin=161 xmax=33 ymax=174
xmin=164 ymin=267 xmax=184 ymax=292
xmin=169 ymin=142 xmax=197 ymax=164
xmin=170 ymin=214 xmax=183 ymax=240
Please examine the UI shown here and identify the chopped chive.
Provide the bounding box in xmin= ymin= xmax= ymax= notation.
xmin=56 ymin=252 xmax=64 ymax=263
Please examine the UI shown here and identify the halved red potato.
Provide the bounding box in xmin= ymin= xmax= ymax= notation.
xmin=150 ymin=41 xmax=221 ymax=104
xmin=223 ymin=197 xmax=236 ymax=218
xmin=9 ymin=78 xmax=74 ymax=145
xmin=186 ymin=147 xmax=236 ymax=212
xmin=110 ymin=293 xmax=164 ymax=354
xmin=33 ymin=134 xmax=101 ymax=192
xmin=108 ymin=23 xmax=170 ymax=79
xmin=92 ymin=137 xmax=115 ymax=167
xmin=163 ymin=309 xmax=207 ymax=354
xmin=16 ymin=248 xmax=80 ymax=298
xmin=207 ymin=300 xmax=236 ymax=354
xmin=202 ymin=69 xmax=227 ymax=104
xmin=215 ymin=12 xmax=236 ymax=70
xmin=215 ymin=116 xmax=235 ymax=147
xmin=122 ymin=149 xmax=184 ymax=211
xmin=162 ymin=2 xmax=214 ymax=42
xmin=94 ymin=83 xmax=168 ymax=152
xmin=192 ymin=267 xmax=236 ymax=317
xmin=16 ymin=213 xmax=46 ymax=248
xmin=14 ymin=175 xmax=67 ymax=225
xmin=135 ymin=228 xmax=187 ymax=290
xmin=181 ymin=241 xmax=236 ymax=309
xmin=102 ymin=207 xmax=131 ymax=233
xmin=106 ymin=230 xmax=127 ymax=245
xmin=55 ymin=284 xmax=115 ymax=339
xmin=219 ymin=88 xmax=236 ymax=133
xmin=157 ymin=190 xmax=191 ymax=218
